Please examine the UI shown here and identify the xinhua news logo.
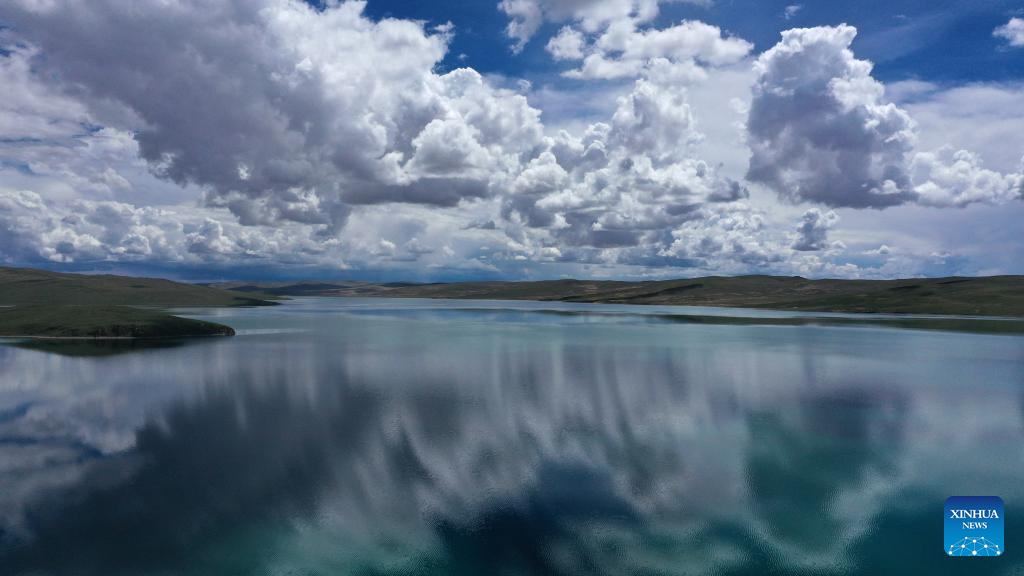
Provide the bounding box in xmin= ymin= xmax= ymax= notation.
xmin=945 ymin=496 xmax=1004 ymax=557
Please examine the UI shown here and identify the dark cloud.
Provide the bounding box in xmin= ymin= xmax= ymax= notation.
xmin=792 ymin=208 xmax=839 ymax=251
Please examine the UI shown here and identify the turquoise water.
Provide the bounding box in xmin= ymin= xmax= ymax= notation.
xmin=1 ymin=297 xmax=1023 ymax=575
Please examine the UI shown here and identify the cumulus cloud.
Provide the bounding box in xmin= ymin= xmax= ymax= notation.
xmin=783 ymin=5 xmax=802 ymax=20
xmin=0 ymin=186 xmax=360 ymax=267
xmin=792 ymin=208 xmax=839 ymax=251
xmin=503 ymin=75 xmax=748 ymax=252
xmin=910 ymin=148 xmax=1023 ymax=207
xmin=1 ymin=4 xmax=1021 ymax=280
xmin=488 ymin=7 xmax=758 ymax=260
xmin=0 ymin=0 xmax=545 ymax=234
xmin=994 ymin=17 xmax=1024 ymax=47
xmin=0 ymin=0 xmax=796 ymax=278
xmin=500 ymin=0 xmax=725 ymax=62
xmin=534 ymin=6 xmax=751 ymax=83
xmin=0 ymin=190 xmax=177 ymax=263
xmin=547 ymin=26 xmax=587 ymax=60
xmin=552 ymin=20 xmax=753 ymax=80
xmin=642 ymin=202 xmax=857 ymax=277
xmin=746 ymin=25 xmax=918 ymax=208
xmin=0 ymin=0 xmax=833 ymax=278
xmin=663 ymin=203 xmax=778 ymax=268
xmin=500 ymin=0 xmax=666 ymax=53
xmin=746 ymin=25 xmax=1024 ymax=209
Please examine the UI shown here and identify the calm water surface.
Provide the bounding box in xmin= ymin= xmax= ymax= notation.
xmin=1 ymin=297 xmax=1023 ymax=575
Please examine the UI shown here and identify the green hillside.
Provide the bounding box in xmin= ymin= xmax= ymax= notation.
xmin=221 ymin=275 xmax=1024 ymax=317
xmin=0 ymin=305 xmax=234 ymax=338
xmin=0 ymin=267 xmax=274 ymax=339
xmin=0 ymin=267 xmax=277 ymax=307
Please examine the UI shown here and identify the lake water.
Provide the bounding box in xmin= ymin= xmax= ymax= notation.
xmin=1 ymin=297 xmax=1022 ymax=575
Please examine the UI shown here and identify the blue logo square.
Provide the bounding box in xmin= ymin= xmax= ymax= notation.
xmin=945 ymin=496 xmax=1004 ymax=557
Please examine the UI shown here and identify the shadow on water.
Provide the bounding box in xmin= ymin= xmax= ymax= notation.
xmin=734 ymin=388 xmax=906 ymax=569
xmin=418 ymin=464 xmax=639 ymax=576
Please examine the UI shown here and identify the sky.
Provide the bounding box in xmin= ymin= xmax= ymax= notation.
xmin=0 ymin=0 xmax=1022 ymax=282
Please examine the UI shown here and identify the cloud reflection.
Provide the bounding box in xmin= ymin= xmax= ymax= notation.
xmin=1 ymin=300 xmax=1023 ymax=574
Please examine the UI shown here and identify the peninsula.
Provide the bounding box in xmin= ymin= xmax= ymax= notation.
xmin=0 ymin=267 xmax=276 ymax=339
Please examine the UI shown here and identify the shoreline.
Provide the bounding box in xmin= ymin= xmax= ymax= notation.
xmin=212 ymin=275 xmax=1024 ymax=318
xmin=0 ymin=304 xmax=237 ymax=340
xmin=347 ymin=293 xmax=1024 ymax=320
xmin=0 ymin=333 xmax=234 ymax=341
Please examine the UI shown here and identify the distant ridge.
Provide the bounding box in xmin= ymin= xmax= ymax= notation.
xmin=213 ymin=275 xmax=1024 ymax=317
xmin=0 ymin=267 xmax=277 ymax=307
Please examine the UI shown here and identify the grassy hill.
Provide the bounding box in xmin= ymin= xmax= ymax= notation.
xmin=0 ymin=267 xmax=277 ymax=307
xmin=0 ymin=305 xmax=234 ymax=338
xmin=218 ymin=275 xmax=1024 ymax=317
xmin=0 ymin=267 xmax=275 ymax=339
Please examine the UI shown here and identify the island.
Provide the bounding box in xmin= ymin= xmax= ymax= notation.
xmin=0 ymin=267 xmax=278 ymax=339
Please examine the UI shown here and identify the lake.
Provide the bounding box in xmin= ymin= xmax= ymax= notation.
xmin=1 ymin=297 xmax=1022 ymax=575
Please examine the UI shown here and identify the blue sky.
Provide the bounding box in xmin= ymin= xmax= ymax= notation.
xmin=0 ymin=0 xmax=1021 ymax=281
xmin=356 ymin=0 xmax=1024 ymax=82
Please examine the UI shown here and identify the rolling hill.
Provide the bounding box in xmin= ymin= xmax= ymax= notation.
xmin=0 ymin=267 xmax=276 ymax=339
xmin=214 ymin=275 xmax=1024 ymax=317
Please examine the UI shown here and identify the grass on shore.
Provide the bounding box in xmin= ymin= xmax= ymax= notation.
xmin=0 ymin=305 xmax=235 ymax=339
xmin=0 ymin=267 xmax=280 ymax=340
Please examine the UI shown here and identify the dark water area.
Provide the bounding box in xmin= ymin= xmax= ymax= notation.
xmin=1 ymin=298 xmax=1022 ymax=575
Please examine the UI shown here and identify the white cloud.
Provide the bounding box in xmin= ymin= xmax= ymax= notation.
xmin=0 ymin=5 xmax=1022 ymax=279
xmin=994 ymin=17 xmax=1024 ymax=47
xmin=0 ymin=190 xmax=179 ymax=263
xmin=503 ymin=74 xmax=749 ymax=253
xmin=664 ymin=203 xmax=778 ymax=268
xmin=746 ymin=25 xmax=1023 ymax=209
xmin=500 ymin=0 xmax=662 ymax=53
xmin=893 ymin=81 xmax=1024 ymax=174
xmin=0 ymin=0 xmax=545 ymax=234
xmin=911 ymin=148 xmax=1022 ymax=207
xmin=783 ymin=5 xmax=802 ymax=20
xmin=549 ymin=20 xmax=752 ymax=80
xmin=0 ymin=185 xmax=364 ymax=268
xmin=499 ymin=0 xmax=716 ymax=54
xmin=0 ymin=0 xmax=765 ymax=273
xmin=547 ymin=26 xmax=587 ymax=61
